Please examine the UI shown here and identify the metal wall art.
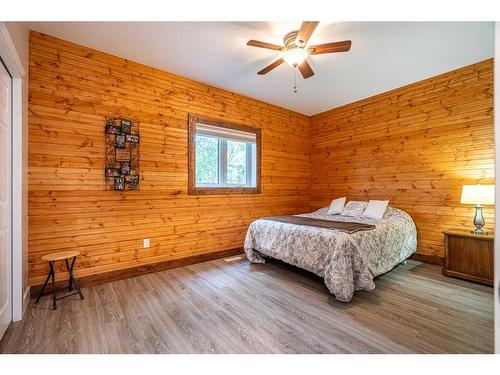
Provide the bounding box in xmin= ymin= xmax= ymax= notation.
xmin=105 ymin=117 xmax=140 ymax=191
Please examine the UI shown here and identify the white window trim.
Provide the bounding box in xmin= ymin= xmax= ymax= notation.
xmin=195 ymin=127 xmax=257 ymax=189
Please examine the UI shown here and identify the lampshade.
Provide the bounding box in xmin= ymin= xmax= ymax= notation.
xmin=460 ymin=184 xmax=495 ymax=205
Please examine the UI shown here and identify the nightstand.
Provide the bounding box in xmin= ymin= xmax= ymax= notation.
xmin=442 ymin=229 xmax=494 ymax=286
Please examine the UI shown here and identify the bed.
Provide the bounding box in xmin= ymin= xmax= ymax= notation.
xmin=244 ymin=205 xmax=417 ymax=302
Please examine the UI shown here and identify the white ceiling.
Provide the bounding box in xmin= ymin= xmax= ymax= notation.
xmin=27 ymin=22 xmax=494 ymax=115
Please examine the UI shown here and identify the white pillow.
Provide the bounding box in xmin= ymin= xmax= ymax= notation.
xmin=340 ymin=201 xmax=368 ymax=217
xmin=327 ymin=197 xmax=346 ymax=215
xmin=362 ymin=200 xmax=389 ymax=220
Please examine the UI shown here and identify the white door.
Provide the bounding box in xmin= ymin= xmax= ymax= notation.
xmin=0 ymin=58 xmax=12 ymax=340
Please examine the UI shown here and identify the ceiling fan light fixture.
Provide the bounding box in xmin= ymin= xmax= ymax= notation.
xmin=283 ymin=47 xmax=308 ymax=67
xmin=248 ymin=21 xmax=351 ymax=80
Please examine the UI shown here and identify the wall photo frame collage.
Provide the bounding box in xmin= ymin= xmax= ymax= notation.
xmin=105 ymin=117 xmax=140 ymax=191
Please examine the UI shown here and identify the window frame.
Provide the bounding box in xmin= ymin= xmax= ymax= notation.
xmin=188 ymin=114 xmax=261 ymax=195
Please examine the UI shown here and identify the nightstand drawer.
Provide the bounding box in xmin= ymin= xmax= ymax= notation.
xmin=442 ymin=230 xmax=494 ymax=286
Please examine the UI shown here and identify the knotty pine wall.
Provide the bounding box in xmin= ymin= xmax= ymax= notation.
xmin=28 ymin=32 xmax=310 ymax=285
xmin=28 ymin=31 xmax=494 ymax=285
xmin=310 ymin=59 xmax=494 ymax=260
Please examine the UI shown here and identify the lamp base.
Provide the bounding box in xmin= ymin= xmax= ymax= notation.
xmin=471 ymin=229 xmax=489 ymax=235
xmin=472 ymin=205 xmax=487 ymax=235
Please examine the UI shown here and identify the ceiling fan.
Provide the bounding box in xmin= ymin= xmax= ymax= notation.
xmin=247 ymin=21 xmax=352 ymax=79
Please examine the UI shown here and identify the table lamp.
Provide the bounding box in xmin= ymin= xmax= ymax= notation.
xmin=460 ymin=184 xmax=495 ymax=234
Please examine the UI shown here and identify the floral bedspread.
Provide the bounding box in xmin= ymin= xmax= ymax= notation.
xmin=244 ymin=206 xmax=417 ymax=302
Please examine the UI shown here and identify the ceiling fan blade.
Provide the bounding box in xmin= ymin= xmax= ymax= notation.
xmin=247 ymin=40 xmax=283 ymax=51
xmin=308 ymin=40 xmax=352 ymax=55
xmin=298 ymin=60 xmax=314 ymax=79
xmin=257 ymin=58 xmax=285 ymax=75
xmin=296 ymin=21 xmax=319 ymax=46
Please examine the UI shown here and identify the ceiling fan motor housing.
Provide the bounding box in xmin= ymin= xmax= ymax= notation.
xmin=283 ymin=30 xmax=300 ymax=48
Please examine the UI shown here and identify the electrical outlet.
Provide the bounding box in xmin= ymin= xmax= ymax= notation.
xmin=143 ymin=238 xmax=150 ymax=248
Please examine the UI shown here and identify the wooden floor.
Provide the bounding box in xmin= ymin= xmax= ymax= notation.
xmin=0 ymin=257 xmax=494 ymax=354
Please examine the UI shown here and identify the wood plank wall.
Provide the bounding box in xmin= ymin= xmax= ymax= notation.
xmin=28 ymin=31 xmax=494 ymax=284
xmin=310 ymin=59 xmax=494 ymax=260
xmin=28 ymin=31 xmax=310 ymax=285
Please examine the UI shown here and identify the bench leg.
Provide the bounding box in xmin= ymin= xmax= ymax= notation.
xmin=50 ymin=261 xmax=57 ymax=310
xmin=35 ymin=265 xmax=53 ymax=304
xmin=68 ymin=256 xmax=76 ymax=292
xmin=65 ymin=257 xmax=84 ymax=300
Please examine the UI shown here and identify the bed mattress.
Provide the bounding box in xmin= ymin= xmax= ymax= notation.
xmin=244 ymin=206 xmax=417 ymax=302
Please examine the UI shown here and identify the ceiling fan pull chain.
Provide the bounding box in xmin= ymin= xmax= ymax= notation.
xmin=293 ymin=69 xmax=298 ymax=93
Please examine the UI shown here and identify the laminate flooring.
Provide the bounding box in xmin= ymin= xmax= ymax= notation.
xmin=0 ymin=258 xmax=493 ymax=353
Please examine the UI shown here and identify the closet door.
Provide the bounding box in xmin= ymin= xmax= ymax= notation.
xmin=0 ymin=59 xmax=12 ymax=340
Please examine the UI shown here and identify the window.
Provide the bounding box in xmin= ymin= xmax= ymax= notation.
xmin=188 ymin=114 xmax=261 ymax=195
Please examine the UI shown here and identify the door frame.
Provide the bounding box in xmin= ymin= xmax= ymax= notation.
xmin=0 ymin=23 xmax=26 ymax=322
xmin=495 ymin=22 xmax=500 ymax=354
